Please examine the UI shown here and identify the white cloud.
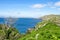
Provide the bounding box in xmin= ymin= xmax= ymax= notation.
xmin=48 ymin=1 xmax=60 ymax=10
xmin=54 ymin=1 xmax=60 ymax=6
xmin=47 ymin=2 xmax=60 ymax=9
xmin=31 ymin=4 xmax=46 ymax=8
xmin=31 ymin=2 xmax=60 ymax=9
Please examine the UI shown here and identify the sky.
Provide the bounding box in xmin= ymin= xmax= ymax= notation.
xmin=0 ymin=0 xmax=60 ymax=18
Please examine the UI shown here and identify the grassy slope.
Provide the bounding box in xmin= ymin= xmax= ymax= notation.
xmin=18 ymin=21 xmax=60 ymax=40
xmin=0 ymin=24 xmax=20 ymax=40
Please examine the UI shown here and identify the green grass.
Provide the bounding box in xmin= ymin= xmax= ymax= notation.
xmin=0 ymin=24 xmax=20 ymax=40
xmin=18 ymin=22 xmax=60 ymax=40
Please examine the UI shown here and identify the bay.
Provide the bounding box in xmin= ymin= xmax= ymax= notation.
xmin=0 ymin=18 xmax=41 ymax=34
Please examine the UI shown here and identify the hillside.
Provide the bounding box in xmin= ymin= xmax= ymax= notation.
xmin=41 ymin=15 xmax=60 ymax=20
xmin=18 ymin=21 xmax=60 ymax=40
xmin=0 ymin=24 xmax=20 ymax=40
xmin=41 ymin=15 xmax=60 ymax=26
xmin=18 ymin=15 xmax=60 ymax=40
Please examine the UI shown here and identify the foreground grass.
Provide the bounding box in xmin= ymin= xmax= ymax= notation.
xmin=0 ymin=24 xmax=20 ymax=40
xmin=18 ymin=21 xmax=60 ymax=40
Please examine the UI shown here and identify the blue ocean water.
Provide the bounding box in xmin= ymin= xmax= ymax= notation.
xmin=0 ymin=18 xmax=41 ymax=34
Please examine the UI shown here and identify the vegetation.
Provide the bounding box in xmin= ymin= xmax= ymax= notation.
xmin=18 ymin=21 xmax=60 ymax=40
xmin=18 ymin=15 xmax=60 ymax=40
xmin=0 ymin=24 xmax=20 ymax=40
xmin=41 ymin=15 xmax=60 ymax=26
xmin=0 ymin=15 xmax=60 ymax=40
xmin=0 ymin=18 xmax=20 ymax=40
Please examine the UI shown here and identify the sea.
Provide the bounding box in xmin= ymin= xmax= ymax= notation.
xmin=0 ymin=18 xmax=41 ymax=34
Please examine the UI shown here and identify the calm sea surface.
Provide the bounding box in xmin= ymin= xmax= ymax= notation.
xmin=0 ymin=18 xmax=41 ymax=34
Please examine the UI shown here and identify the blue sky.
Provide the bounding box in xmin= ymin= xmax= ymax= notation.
xmin=0 ymin=0 xmax=60 ymax=18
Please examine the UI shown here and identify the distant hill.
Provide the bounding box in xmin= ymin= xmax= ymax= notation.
xmin=40 ymin=15 xmax=60 ymax=20
xmin=40 ymin=15 xmax=60 ymax=26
